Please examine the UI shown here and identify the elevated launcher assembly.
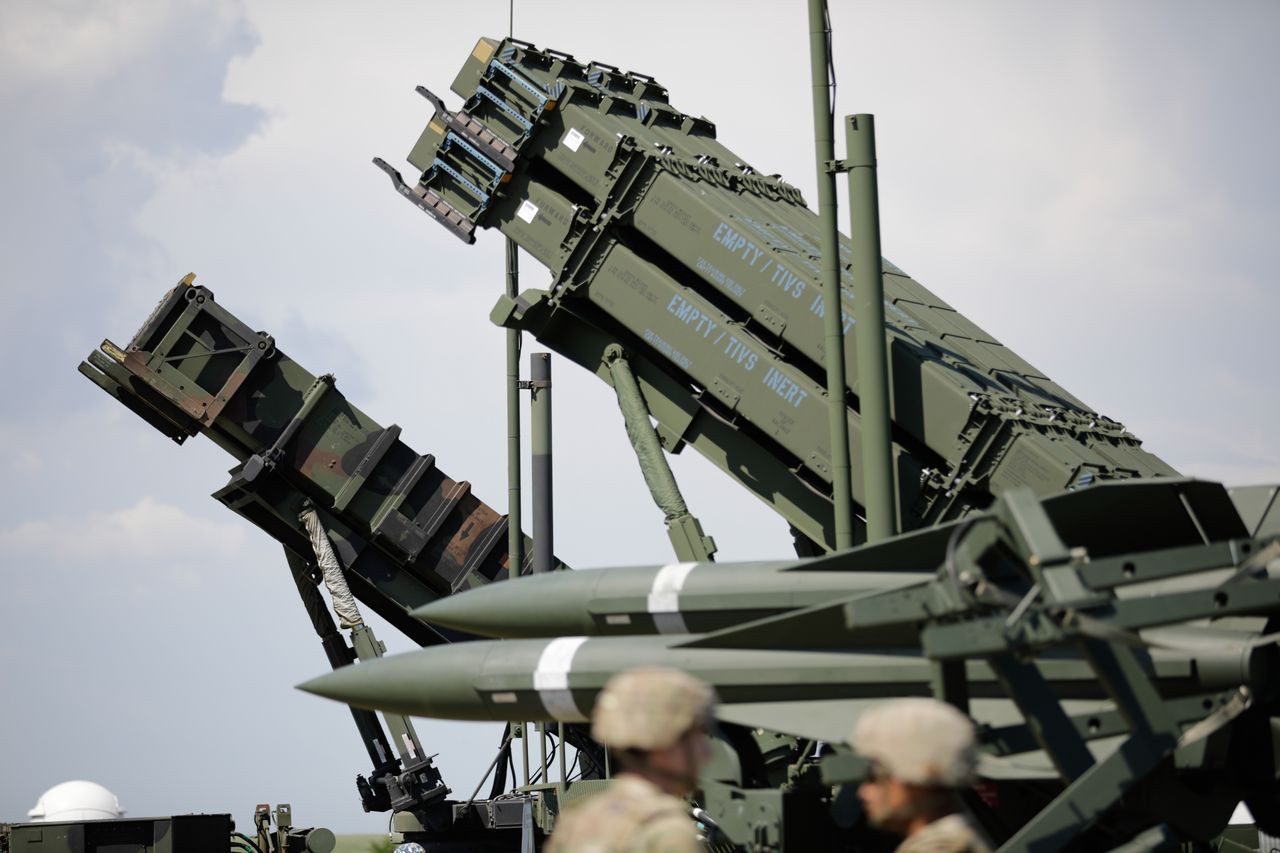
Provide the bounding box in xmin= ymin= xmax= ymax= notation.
xmin=378 ymin=36 xmax=1175 ymax=550
xmin=76 ymin=27 xmax=1280 ymax=853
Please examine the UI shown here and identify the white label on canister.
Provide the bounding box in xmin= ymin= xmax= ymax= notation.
xmin=534 ymin=636 xmax=589 ymax=720
xmin=516 ymin=200 xmax=539 ymax=223
xmin=563 ymin=128 xmax=585 ymax=152
xmin=647 ymin=562 xmax=697 ymax=633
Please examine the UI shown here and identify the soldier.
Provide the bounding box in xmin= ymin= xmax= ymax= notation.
xmin=545 ymin=666 xmax=713 ymax=853
xmin=852 ymin=697 xmax=993 ymax=853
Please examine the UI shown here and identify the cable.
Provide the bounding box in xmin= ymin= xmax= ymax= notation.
xmin=231 ymin=832 xmax=265 ymax=853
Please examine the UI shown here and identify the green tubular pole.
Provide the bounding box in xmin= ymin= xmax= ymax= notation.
xmin=531 ymin=352 xmax=553 ymax=573
xmin=507 ymin=238 xmax=527 ymax=792
xmin=521 ymin=721 xmax=530 ymax=787
xmin=506 ymin=238 xmax=523 ymax=580
xmin=807 ymin=0 xmax=855 ymax=550
xmin=604 ymin=346 xmax=689 ymax=521
xmin=558 ymin=721 xmax=567 ymax=795
xmin=845 ymin=115 xmax=898 ymax=541
xmin=539 ymin=722 xmax=549 ymax=784
xmin=603 ymin=345 xmax=715 ymax=562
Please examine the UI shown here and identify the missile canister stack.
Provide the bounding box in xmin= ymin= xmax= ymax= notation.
xmin=80 ymin=278 xmax=566 ymax=625
xmin=79 ymin=278 xmax=575 ymax=824
xmin=377 ymin=37 xmax=1177 ymax=550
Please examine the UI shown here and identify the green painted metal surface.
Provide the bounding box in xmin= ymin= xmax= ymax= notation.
xmin=78 ymin=277 xmax=567 ymax=644
xmin=304 ymin=476 xmax=1280 ymax=850
xmin=807 ymin=0 xmax=857 ymax=549
xmin=381 ymin=37 xmax=1179 ymax=550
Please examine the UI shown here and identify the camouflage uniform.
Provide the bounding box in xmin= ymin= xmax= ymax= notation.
xmin=896 ymin=813 xmax=992 ymax=853
xmin=852 ymin=699 xmax=993 ymax=852
xmin=545 ymin=667 xmax=714 ymax=853
xmin=544 ymin=775 xmax=703 ymax=853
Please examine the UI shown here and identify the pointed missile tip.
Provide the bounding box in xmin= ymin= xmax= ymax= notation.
xmin=411 ymin=593 xmax=480 ymax=630
xmin=295 ymin=666 xmax=375 ymax=705
xmin=295 ymin=672 xmax=336 ymax=699
xmin=410 ymin=582 xmax=520 ymax=635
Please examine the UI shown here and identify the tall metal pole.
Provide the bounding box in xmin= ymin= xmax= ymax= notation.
xmin=530 ymin=352 xmax=553 ymax=573
xmin=506 ymin=239 xmax=523 ymax=580
xmin=558 ymin=721 xmax=567 ymax=796
xmin=506 ymin=238 xmax=529 ymax=795
xmin=845 ymin=115 xmax=898 ymax=541
xmin=520 ymin=722 xmax=530 ymax=787
xmin=808 ymin=0 xmax=855 ymax=550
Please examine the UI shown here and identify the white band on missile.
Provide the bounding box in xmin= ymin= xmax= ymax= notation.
xmin=534 ymin=636 xmax=589 ymax=721
xmin=648 ymin=561 xmax=697 ymax=633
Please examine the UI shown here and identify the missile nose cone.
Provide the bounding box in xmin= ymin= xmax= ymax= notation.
xmin=412 ymin=586 xmax=507 ymax=636
xmin=297 ymin=668 xmax=364 ymax=703
xmin=411 ymin=570 xmax=604 ymax=638
xmin=296 ymin=645 xmax=495 ymax=719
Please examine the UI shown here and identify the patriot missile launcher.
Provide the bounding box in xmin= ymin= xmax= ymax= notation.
xmin=78 ymin=277 xmax=565 ymax=625
xmin=378 ymin=37 xmax=1177 ymax=550
xmin=78 ymin=278 xmax=579 ymax=832
xmin=77 ymin=19 xmax=1280 ymax=853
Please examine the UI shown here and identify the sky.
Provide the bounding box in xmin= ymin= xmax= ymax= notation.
xmin=2 ymin=0 xmax=1278 ymax=835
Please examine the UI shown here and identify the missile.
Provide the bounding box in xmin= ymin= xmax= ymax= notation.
xmin=411 ymin=560 xmax=932 ymax=638
xmin=297 ymin=630 xmax=1228 ymax=727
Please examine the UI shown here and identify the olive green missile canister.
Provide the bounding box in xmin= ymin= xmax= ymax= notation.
xmin=411 ymin=559 xmax=931 ymax=638
xmin=379 ymin=37 xmax=1177 ymax=550
xmin=78 ymin=277 xmax=568 ymax=645
xmin=295 ymin=626 xmax=1260 ymax=728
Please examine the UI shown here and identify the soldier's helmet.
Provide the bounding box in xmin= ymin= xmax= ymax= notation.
xmin=592 ymin=666 xmax=715 ymax=750
xmin=851 ymin=697 xmax=978 ymax=787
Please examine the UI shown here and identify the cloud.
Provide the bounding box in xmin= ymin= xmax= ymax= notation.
xmin=0 ymin=496 xmax=245 ymax=562
xmin=0 ymin=1 xmax=177 ymax=92
xmin=0 ymin=0 xmax=246 ymax=97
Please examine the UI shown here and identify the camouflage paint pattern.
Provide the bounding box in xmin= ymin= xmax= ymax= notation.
xmin=80 ymin=278 xmax=564 ymax=647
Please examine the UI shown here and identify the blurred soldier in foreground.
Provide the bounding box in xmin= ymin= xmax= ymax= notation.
xmin=545 ymin=666 xmax=713 ymax=853
xmin=853 ymin=697 xmax=993 ymax=853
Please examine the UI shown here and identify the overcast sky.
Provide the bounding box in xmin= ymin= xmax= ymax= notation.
xmin=2 ymin=0 xmax=1278 ymax=835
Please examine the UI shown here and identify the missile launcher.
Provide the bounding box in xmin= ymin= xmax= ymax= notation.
xmin=79 ymin=277 xmax=567 ymax=643
xmin=380 ymin=37 xmax=1177 ymax=548
xmin=78 ymin=22 xmax=1280 ymax=853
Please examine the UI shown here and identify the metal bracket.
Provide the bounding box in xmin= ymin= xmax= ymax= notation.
xmin=253 ymin=373 xmax=335 ymax=473
xmin=372 ymin=157 xmax=477 ymax=244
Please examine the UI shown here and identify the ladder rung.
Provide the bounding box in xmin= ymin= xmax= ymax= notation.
xmin=332 ymin=425 xmax=402 ymax=512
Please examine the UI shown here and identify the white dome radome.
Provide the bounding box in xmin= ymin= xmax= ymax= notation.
xmin=28 ymin=781 xmax=125 ymax=822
